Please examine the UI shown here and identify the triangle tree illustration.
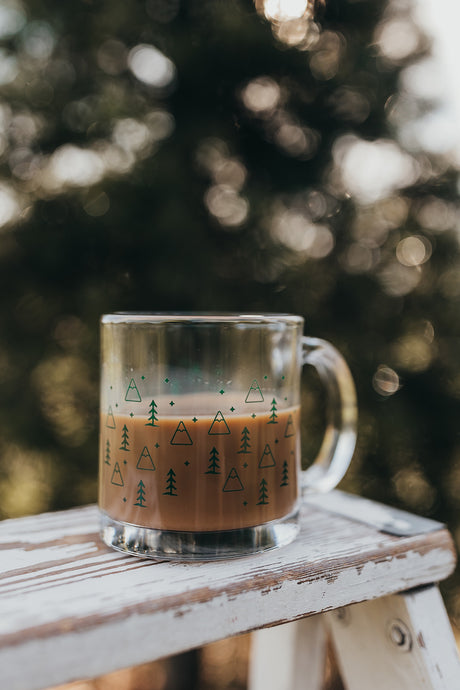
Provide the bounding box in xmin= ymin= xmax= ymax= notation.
xmin=105 ymin=439 xmax=111 ymax=465
xmin=208 ymin=411 xmax=230 ymax=435
xmin=257 ymin=478 xmax=269 ymax=505
xmin=106 ymin=405 xmax=116 ymax=429
xmin=134 ymin=480 xmax=147 ymax=507
xmin=259 ymin=443 xmax=276 ymax=468
xmin=163 ymin=468 xmax=177 ymax=496
xmin=237 ymin=426 xmax=251 ymax=454
xmin=268 ymin=398 xmax=278 ymax=424
xmin=284 ymin=414 xmax=295 ymax=438
xmin=136 ymin=445 xmax=156 ymax=471
xmin=119 ymin=424 xmax=130 ymax=451
xmin=205 ymin=446 xmax=220 ymax=474
xmin=245 ymin=379 xmax=264 ymax=403
xmin=110 ymin=462 xmax=124 ymax=487
xmin=125 ymin=378 xmax=142 ymax=402
xmin=145 ymin=399 xmax=159 ymax=427
xmin=222 ymin=467 xmax=244 ymax=492
xmin=281 ymin=460 xmax=289 ymax=487
xmin=170 ymin=421 xmax=193 ymax=445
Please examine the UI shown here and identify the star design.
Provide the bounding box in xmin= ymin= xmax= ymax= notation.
xmin=184 ymin=460 xmax=190 ymax=466
xmin=129 ymin=412 xmax=134 ymax=418
xmin=155 ymin=443 xmax=160 ymax=449
xmin=251 ymin=413 xmax=256 ymax=419
xmin=243 ymin=462 xmax=248 ymax=468
xmin=169 ymin=400 xmax=175 ymax=406
xmin=165 ymin=378 xmax=169 ymax=383
xmin=230 ymin=406 xmax=235 ymax=412
xmin=192 ymin=417 xmax=198 ymax=423
xmin=219 ymin=389 xmax=225 ymax=395
xmin=243 ymin=501 xmax=248 ymax=506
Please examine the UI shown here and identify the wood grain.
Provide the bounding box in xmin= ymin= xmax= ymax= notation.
xmin=0 ymin=496 xmax=455 ymax=690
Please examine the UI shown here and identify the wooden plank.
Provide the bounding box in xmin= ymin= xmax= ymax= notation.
xmin=248 ymin=617 xmax=326 ymax=690
xmin=0 ymin=498 xmax=455 ymax=690
xmin=327 ymin=585 xmax=460 ymax=689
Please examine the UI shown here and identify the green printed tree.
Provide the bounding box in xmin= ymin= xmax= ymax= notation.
xmin=257 ymin=478 xmax=269 ymax=505
xmin=134 ymin=480 xmax=147 ymax=507
xmin=119 ymin=424 xmax=130 ymax=451
xmin=237 ymin=426 xmax=251 ymax=454
xmin=105 ymin=439 xmax=111 ymax=465
xmin=163 ymin=468 xmax=177 ymax=496
xmin=281 ymin=461 xmax=289 ymax=487
xmin=145 ymin=399 xmax=159 ymax=427
xmin=268 ymin=398 xmax=278 ymax=424
xmin=205 ymin=446 xmax=220 ymax=474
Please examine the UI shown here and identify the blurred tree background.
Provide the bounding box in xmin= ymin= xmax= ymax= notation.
xmin=1 ymin=0 xmax=460 ymax=677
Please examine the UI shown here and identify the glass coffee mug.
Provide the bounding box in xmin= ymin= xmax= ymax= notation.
xmin=99 ymin=313 xmax=357 ymax=559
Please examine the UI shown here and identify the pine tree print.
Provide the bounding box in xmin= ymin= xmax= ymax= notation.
xmin=163 ymin=468 xmax=177 ymax=496
xmin=134 ymin=480 xmax=147 ymax=507
xmin=105 ymin=439 xmax=111 ymax=465
xmin=145 ymin=399 xmax=159 ymax=427
xmin=257 ymin=478 xmax=269 ymax=505
xmin=237 ymin=426 xmax=251 ymax=454
xmin=268 ymin=398 xmax=278 ymax=424
xmin=281 ymin=460 xmax=289 ymax=486
xmin=205 ymin=446 xmax=220 ymax=474
xmin=119 ymin=424 xmax=130 ymax=451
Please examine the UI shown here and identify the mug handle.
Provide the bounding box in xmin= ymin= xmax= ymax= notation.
xmin=300 ymin=336 xmax=357 ymax=493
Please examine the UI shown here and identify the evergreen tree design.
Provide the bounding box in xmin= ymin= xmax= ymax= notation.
xmin=205 ymin=446 xmax=220 ymax=474
xmin=237 ymin=426 xmax=251 ymax=454
xmin=110 ymin=462 xmax=124 ymax=487
xmin=119 ymin=424 xmax=130 ymax=451
xmin=134 ymin=480 xmax=147 ymax=507
xmin=268 ymin=398 xmax=278 ymax=424
xmin=145 ymin=399 xmax=159 ymax=427
xmin=105 ymin=439 xmax=111 ymax=465
xmin=163 ymin=468 xmax=177 ymax=496
xmin=281 ymin=460 xmax=289 ymax=486
xmin=257 ymin=478 xmax=269 ymax=505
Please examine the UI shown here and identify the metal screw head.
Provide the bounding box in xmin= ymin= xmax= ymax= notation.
xmin=387 ymin=619 xmax=412 ymax=652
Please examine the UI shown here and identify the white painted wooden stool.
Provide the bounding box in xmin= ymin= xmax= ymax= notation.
xmin=0 ymin=491 xmax=458 ymax=690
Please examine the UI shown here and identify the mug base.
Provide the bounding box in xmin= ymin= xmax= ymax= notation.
xmin=99 ymin=509 xmax=300 ymax=560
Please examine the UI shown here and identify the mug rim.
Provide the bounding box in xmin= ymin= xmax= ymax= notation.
xmin=101 ymin=312 xmax=304 ymax=325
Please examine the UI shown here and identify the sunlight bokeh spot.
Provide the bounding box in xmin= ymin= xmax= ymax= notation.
xmin=128 ymin=44 xmax=176 ymax=89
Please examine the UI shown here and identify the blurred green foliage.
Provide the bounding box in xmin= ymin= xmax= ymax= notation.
xmin=0 ymin=0 xmax=460 ymax=616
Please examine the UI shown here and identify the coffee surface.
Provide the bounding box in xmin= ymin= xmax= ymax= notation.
xmin=99 ymin=405 xmax=300 ymax=532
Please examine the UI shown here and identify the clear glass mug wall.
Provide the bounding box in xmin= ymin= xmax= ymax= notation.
xmin=99 ymin=313 xmax=357 ymax=559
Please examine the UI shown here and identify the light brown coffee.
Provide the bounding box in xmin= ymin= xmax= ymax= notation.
xmin=99 ymin=404 xmax=300 ymax=532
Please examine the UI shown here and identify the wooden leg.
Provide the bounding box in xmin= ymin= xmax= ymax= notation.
xmin=248 ymin=616 xmax=326 ymax=690
xmin=326 ymin=585 xmax=460 ymax=689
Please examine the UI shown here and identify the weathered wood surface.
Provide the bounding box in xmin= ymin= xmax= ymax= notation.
xmin=0 ymin=496 xmax=455 ymax=690
xmin=327 ymin=586 xmax=460 ymax=689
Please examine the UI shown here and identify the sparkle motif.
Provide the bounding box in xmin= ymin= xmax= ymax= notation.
xmin=230 ymin=406 xmax=235 ymax=412
xmin=219 ymin=389 xmax=225 ymax=395
xmin=169 ymin=400 xmax=175 ymax=406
